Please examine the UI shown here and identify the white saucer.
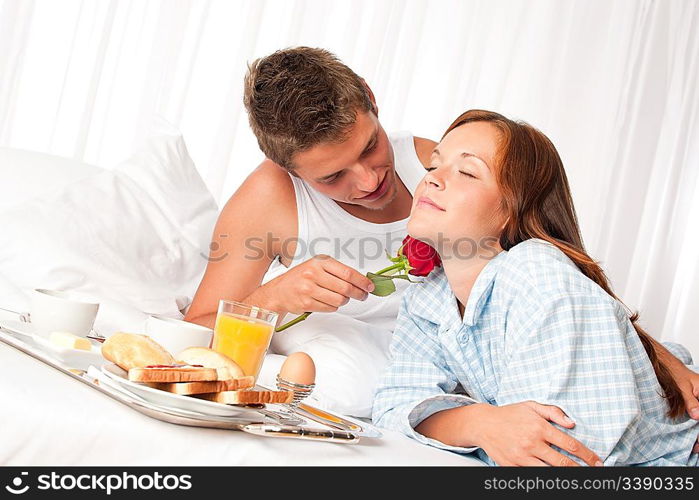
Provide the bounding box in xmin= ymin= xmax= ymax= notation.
xmin=0 ymin=318 xmax=105 ymax=371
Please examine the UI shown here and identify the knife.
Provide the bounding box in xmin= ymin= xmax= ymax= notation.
xmin=295 ymin=403 xmax=362 ymax=432
xmin=240 ymin=424 xmax=359 ymax=442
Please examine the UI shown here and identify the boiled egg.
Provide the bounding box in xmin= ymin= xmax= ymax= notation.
xmin=279 ymin=351 xmax=316 ymax=386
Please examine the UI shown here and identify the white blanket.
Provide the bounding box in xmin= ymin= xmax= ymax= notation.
xmin=0 ymin=342 xmax=485 ymax=466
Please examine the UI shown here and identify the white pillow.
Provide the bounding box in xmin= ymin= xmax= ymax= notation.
xmin=0 ymin=148 xmax=102 ymax=210
xmin=0 ymin=119 xmax=218 ymax=329
xmin=262 ymin=312 xmax=394 ymax=418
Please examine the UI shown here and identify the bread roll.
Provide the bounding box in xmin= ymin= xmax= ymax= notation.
xmin=101 ymin=332 xmax=174 ymax=371
xmin=176 ymin=347 xmax=245 ymax=380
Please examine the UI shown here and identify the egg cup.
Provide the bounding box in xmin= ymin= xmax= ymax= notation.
xmin=276 ymin=374 xmax=315 ymax=410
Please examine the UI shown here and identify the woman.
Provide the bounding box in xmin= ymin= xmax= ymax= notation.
xmin=372 ymin=110 xmax=699 ymax=466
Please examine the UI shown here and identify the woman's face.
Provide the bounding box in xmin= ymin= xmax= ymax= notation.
xmin=408 ymin=121 xmax=506 ymax=257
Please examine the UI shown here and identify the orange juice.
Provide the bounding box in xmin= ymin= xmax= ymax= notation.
xmin=212 ymin=312 xmax=274 ymax=380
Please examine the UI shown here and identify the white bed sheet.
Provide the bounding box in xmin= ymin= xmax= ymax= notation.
xmin=0 ymin=342 xmax=485 ymax=466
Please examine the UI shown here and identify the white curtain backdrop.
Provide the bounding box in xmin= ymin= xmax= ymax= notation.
xmin=1 ymin=0 xmax=697 ymax=357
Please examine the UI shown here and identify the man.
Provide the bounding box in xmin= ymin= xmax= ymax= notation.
xmin=185 ymin=47 xmax=433 ymax=332
xmin=185 ymin=47 xmax=699 ymax=454
xmin=185 ymin=47 xmax=433 ymax=417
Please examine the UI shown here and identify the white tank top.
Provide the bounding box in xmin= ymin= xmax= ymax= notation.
xmin=261 ymin=131 xmax=426 ymax=334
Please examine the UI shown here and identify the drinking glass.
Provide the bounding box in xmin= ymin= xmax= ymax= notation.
xmin=211 ymin=300 xmax=278 ymax=383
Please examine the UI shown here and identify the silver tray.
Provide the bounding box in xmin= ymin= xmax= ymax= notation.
xmin=0 ymin=325 xmax=365 ymax=443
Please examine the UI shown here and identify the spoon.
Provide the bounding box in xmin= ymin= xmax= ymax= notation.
xmin=0 ymin=306 xmax=30 ymax=323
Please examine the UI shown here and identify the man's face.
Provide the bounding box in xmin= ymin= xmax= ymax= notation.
xmin=291 ymin=111 xmax=398 ymax=211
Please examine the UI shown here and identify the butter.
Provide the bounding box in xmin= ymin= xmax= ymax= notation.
xmin=49 ymin=331 xmax=91 ymax=351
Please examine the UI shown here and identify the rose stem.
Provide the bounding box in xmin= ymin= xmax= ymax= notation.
xmin=374 ymin=262 xmax=404 ymax=275
xmin=275 ymin=312 xmax=310 ymax=332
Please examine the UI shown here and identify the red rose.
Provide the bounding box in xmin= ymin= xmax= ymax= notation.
xmin=401 ymin=235 xmax=442 ymax=277
xmin=276 ymin=234 xmax=441 ymax=332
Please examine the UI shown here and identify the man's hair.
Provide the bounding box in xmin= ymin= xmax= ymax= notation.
xmin=243 ymin=47 xmax=373 ymax=169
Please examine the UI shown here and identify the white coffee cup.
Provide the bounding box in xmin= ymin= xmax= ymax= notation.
xmin=30 ymin=289 xmax=99 ymax=337
xmin=145 ymin=315 xmax=213 ymax=356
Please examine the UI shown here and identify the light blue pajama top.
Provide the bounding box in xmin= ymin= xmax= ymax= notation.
xmin=372 ymin=238 xmax=699 ymax=466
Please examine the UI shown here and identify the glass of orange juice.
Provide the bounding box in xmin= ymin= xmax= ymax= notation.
xmin=211 ymin=300 xmax=278 ymax=383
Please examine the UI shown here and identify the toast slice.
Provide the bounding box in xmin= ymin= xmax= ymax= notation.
xmin=145 ymin=376 xmax=255 ymax=395
xmin=128 ymin=365 xmax=218 ymax=383
xmin=196 ymin=390 xmax=294 ymax=405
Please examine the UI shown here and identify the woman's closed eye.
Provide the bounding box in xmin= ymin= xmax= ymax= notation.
xmin=426 ymin=166 xmax=477 ymax=179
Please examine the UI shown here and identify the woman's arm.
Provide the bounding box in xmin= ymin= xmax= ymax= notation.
xmin=497 ymin=291 xmax=688 ymax=465
xmin=415 ymin=401 xmax=602 ymax=466
xmin=372 ymin=292 xmax=479 ymax=452
xmin=373 ymin=291 xmax=603 ymax=465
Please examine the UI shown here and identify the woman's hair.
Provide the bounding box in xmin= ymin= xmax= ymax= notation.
xmin=442 ymin=109 xmax=684 ymax=418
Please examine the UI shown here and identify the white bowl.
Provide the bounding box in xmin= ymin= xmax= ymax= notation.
xmin=145 ymin=314 xmax=213 ymax=357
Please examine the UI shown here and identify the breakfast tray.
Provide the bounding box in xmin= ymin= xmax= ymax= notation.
xmin=0 ymin=324 xmax=374 ymax=443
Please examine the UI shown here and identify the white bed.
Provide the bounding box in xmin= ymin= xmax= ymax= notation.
xmin=0 ymin=341 xmax=483 ymax=466
xmin=0 ymin=128 xmax=486 ymax=466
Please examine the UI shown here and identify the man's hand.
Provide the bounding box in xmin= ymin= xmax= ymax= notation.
xmin=677 ymin=367 xmax=699 ymax=417
xmin=473 ymin=401 xmax=604 ymax=466
xmin=654 ymin=341 xmax=699 ymax=453
xmin=263 ymin=255 xmax=374 ymax=315
xmin=672 ymin=365 xmax=699 ymax=453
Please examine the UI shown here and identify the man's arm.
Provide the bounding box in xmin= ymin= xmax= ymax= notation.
xmin=184 ymin=160 xmax=374 ymax=330
xmin=651 ymin=338 xmax=699 ymax=421
xmin=184 ymin=160 xmax=296 ymax=329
